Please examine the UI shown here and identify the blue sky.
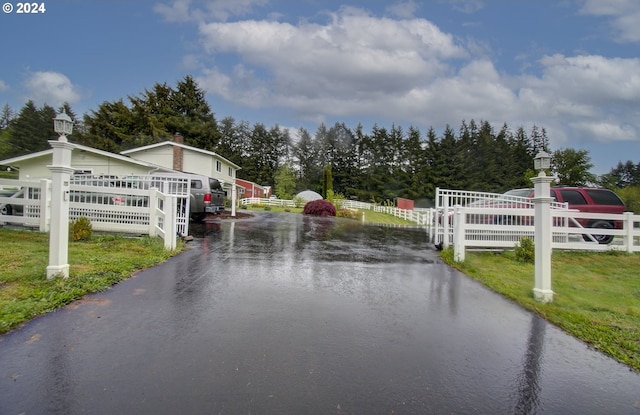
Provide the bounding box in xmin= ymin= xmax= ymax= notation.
xmin=1 ymin=0 xmax=639 ymax=175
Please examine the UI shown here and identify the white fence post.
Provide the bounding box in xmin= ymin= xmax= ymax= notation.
xmin=442 ymin=192 xmax=450 ymax=249
xmin=532 ymin=173 xmax=554 ymax=303
xmin=164 ymin=196 xmax=177 ymax=250
xmin=623 ymin=212 xmax=634 ymax=253
xmin=39 ymin=179 xmax=51 ymax=232
xmin=148 ymin=187 xmax=159 ymax=238
xmin=453 ymin=205 xmax=465 ymax=262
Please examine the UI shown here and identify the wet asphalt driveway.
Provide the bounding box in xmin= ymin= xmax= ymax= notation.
xmin=1 ymin=211 xmax=639 ymax=415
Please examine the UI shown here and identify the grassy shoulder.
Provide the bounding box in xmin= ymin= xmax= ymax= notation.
xmin=0 ymin=229 xmax=181 ymax=335
xmin=440 ymin=248 xmax=640 ymax=372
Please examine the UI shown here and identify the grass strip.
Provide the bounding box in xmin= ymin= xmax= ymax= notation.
xmin=0 ymin=229 xmax=180 ymax=334
xmin=440 ymin=248 xmax=640 ymax=372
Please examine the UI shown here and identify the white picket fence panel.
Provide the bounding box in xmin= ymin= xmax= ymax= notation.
xmin=239 ymin=197 xmax=433 ymax=225
xmin=434 ymin=187 xmax=568 ymax=249
xmin=450 ymin=206 xmax=640 ymax=261
xmin=0 ymin=176 xmax=189 ymax=250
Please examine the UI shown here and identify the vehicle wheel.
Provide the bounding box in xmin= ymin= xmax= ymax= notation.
xmin=582 ymin=220 xmax=613 ymax=244
xmin=0 ymin=204 xmax=13 ymax=216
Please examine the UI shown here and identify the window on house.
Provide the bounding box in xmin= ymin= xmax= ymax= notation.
xmin=228 ymin=167 xmax=233 ymax=177
xmin=216 ymin=161 xmax=222 ymax=172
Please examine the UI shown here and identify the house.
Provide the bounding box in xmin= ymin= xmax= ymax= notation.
xmin=236 ymin=178 xmax=269 ymax=199
xmin=0 ymin=143 xmax=175 ymax=180
xmin=120 ymin=133 xmax=241 ymax=197
xmin=0 ymin=133 xmax=241 ymax=196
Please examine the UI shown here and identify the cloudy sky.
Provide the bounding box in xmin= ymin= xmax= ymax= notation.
xmin=1 ymin=0 xmax=639 ymax=174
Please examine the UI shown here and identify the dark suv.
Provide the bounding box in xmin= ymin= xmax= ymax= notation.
xmin=505 ymin=187 xmax=626 ymax=244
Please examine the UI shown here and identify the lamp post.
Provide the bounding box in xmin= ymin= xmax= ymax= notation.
xmin=531 ymin=150 xmax=554 ymax=302
xmin=46 ymin=110 xmax=75 ymax=279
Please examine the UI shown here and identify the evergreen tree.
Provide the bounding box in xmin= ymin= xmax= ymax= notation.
xmin=217 ymin=116 xmax=250 ymax=166
xmin=83 ymin=75 xmax=219 ymax=152
xmin=402 ymin=125 xmax=428 ymax=200
xmin=5 ymin=101 xmax=56 ymax=157
xmin=292 ymin=127 xmax=321 ymax=192
xmin=82 ymin=100 xmax=136 ymax=152
xmin=0 ymin=103 xmax=14 ymax=130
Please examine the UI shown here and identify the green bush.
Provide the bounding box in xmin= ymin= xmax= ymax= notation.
xmin=69 ymin=217 xmax=93 ymax=241
xmin=515 ymin=236 xmax=534 ymax=263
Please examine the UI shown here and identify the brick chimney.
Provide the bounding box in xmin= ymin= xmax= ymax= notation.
xmin=173 ymin=132 xmax=184 ymax=171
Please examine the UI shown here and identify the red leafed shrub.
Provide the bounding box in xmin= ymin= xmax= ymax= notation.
xmin=303 ymin=199 xmax=336 ymax=217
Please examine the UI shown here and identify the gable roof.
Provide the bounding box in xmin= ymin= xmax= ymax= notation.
xmin=121 ymin=141 xmax=242 ymax=170
xmin=0 ymin=143 xmax=174 ymax=171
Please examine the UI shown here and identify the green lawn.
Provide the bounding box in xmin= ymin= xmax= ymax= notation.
xmin=0 ymin=229 xmax=180 ymax=334
xmin=440 ymin=248 xmax=640 ymax=372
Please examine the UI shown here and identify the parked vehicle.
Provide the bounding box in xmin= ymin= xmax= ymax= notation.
xmin=152 ymin=172 xmax=225 ymax=221
xmin=0 ymin=188 xmax=21 ymax=215
xmin=504 ymin=187 xmax=626 ymax=244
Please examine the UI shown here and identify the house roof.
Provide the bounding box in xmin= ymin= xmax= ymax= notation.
xmin=120 ymin=141 xmax=242 ymax=170
xmin=0 ymin=143 xmax=173 ymax=171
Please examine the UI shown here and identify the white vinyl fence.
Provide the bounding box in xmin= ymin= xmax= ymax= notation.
xmin=451 ymin=206 xmax=640 ymax=261
xmin=434 ymin=188 xmax=640 ymax=260
xmin=239 ymin=197 xmax=432 ymax=225
xmin=433 ymin=187 xmax=568 ymax=249
xmin=0 ymin=175 xmax=190 ymax=250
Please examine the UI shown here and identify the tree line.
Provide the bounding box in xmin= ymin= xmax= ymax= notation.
xmin=1 ymin=75 xmax=638 ymax=206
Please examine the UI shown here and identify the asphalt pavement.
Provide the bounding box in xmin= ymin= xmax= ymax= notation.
xmin=1 ymin=212 xmax=639 ymax=414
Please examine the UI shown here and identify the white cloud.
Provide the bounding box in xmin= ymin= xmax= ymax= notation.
xmin=187 ymin=5 xmax=640 ymax=152
xmin=0 ymin=80 xmax=8 ymax=91
xmin=24 ymin=71 xmax=81 ymax=107
xmin=580 ymin=0 xmax=640 ymax=42
xmin=385 ymin=1 xmax=419 ymax=19
xmin=154 ymin=0 xmax=268 ymax=23
xmin=196 ymin=8 xmax=467 ymax=118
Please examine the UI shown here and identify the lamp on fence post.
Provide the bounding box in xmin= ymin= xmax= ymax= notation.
xmin=531 ymin=150 xmax=554 ymax=302
xmin=46 ymin=110 xmax=75 ymax=279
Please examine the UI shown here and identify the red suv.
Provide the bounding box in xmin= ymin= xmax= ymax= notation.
xmin=505 ymin=187 xmax=626 ymax=244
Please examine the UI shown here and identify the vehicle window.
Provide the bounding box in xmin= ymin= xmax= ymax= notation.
xmin=549 ymin=189 xmax=558 ymax=201
xmin=209 ymin=178 xmax=223 ymax=191
xmin=586 ymin=189 xmax=624 ymax=206
xmin=559 ymin=190 xmax=587 ymax=205
xmin=504 ymin=189 xmax=533 ymax=197
xmin=191 ymin=180 xmax=203 ymax=190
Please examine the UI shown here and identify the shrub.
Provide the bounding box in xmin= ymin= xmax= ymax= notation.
xmin=69 ymin=217 xmax=93 ymax=241
xmin=515 ymin=236 xmax=535 ymax=263
xmin=336 ymin=208 xmax=357 ymax=220
xmin=303 ymin=199 xmax=336 ymax=217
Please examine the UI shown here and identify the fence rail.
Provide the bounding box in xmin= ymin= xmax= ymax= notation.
xmin=449 ymin=204 xmax=640 ymax=261
xmin=0 ymin=176 xmax=189 ymax=250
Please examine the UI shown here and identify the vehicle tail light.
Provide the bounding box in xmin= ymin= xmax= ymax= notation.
xmin=203 ymin=193 xmax=211 ymax=205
